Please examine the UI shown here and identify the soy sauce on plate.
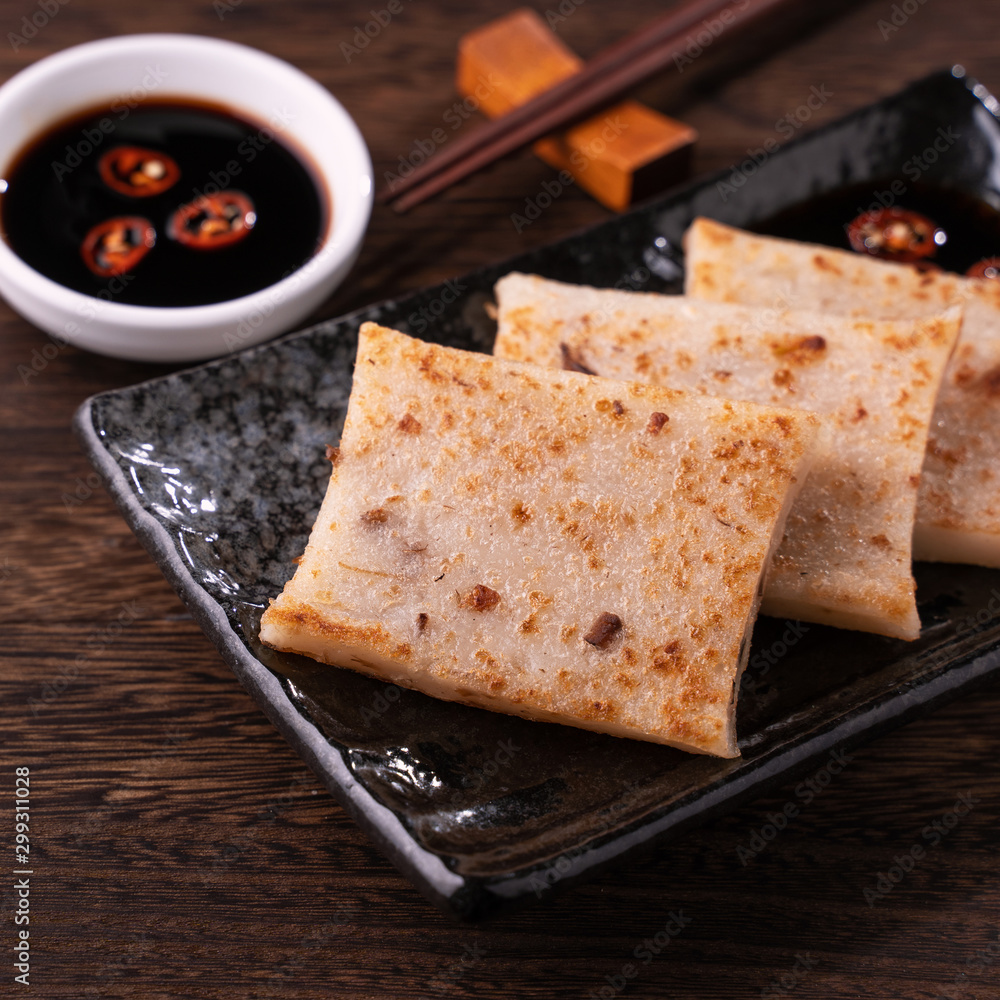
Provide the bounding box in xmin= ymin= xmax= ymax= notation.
xmin=751 ymin=180 xmax=1000 ymax=275
xmin=0 ymin=100 xmax=327 ymax=307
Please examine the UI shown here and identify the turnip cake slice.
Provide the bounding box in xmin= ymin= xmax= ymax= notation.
xmin=492 ymin=273 xmax=960 ymax=639
xmin=684 ymin=216 xmax=1000 ymax=568
xmin=260 ymin=323 xmax=822 ymax=757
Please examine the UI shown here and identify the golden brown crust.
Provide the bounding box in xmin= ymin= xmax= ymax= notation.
xmin=260 ymin=322 xmax=822 ymax=756
xmin=684 ymin=216 xmax=1000 ymax=567
xmin=493 ymin=272 xmax=960 ymax=638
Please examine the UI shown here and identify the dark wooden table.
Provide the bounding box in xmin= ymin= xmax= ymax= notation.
xmin=3 ymin=1 xmax=999 ymax=997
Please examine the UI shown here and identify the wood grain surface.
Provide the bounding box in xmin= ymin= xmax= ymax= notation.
xmin=2 ymin=1 xmax=999 ymax=997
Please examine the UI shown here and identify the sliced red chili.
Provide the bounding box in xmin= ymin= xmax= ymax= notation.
xmin=167 ymin=191 xmax=256 ymax=250
xmin=966 ymin=257 xmax=1000 ymax=279
xmin=99 ymin=146 xmax=180 ymax=198
xmin=80 ymin=216 xmax=156 ymax=277
xmin=846 ymin=207 xmax=942 ymax=262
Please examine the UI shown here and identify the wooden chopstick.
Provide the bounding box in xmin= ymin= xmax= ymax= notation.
xmin=377 ymin=0 xmax=732 ymax=207
xmin=380 ymin=0 xmax=794 ymax=212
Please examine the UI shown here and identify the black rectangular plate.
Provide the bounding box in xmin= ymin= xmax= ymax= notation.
xmin=75 ymin=69 xmax=1000 ymax=920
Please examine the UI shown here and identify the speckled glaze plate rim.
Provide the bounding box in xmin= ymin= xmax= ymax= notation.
xmin=74 ymin=68 xmax=1000 ymax=919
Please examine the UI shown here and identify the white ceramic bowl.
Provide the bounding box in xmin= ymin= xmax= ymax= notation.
xmin=0 ymin=34 xmax=372 ymax=363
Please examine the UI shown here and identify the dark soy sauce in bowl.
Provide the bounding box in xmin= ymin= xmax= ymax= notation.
xmin=0 ymin=100 xmax=327 ymax=307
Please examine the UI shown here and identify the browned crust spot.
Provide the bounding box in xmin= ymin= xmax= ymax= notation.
xmin=585 ymin=700 xmax=616 ymax=721
xmin=262 ymin=603 xmax=413 ymax=663
xmin=799 ymin=335 xmax=827 ymax=351
xmin=954 ymin=363 xmax=977 ymax=387
xmin=712 ymin=439 xmax=744 ymax=460
xmin=511 ymin=501 xmax=532 ymax=524
xmin=812 ymin=254 xmax=842 ymax=275
xmin=870 ymin=534 xmax=891 ymax=549
xmin=474 ymin=649 xmax=507 ymax=691
xmin=773 ymin=334 xmax=827 ymax=359
xmin=928 ymin=439 xmax=965 ymax=466
xmin=398 ymin=413 xmax=422 ymax=434
xmin=583 ymin=612 xmax=622 ymax=648
xmin=594 ymin=398 xmax=625 ymax=416
xmin=518 ymin=612 xmax=540 ymax=634
xmin=465 ymin=584 xmax=501 ymax=611
xmin=361 ymin=507 xmax=389 ymax=526
xmin=651 ymin=640 xmax=682 ymax=671
xmin=416 ymin=612 xmax=429 ymax=632
xmin=325 ymin=444 xmax=341 ymax=464
xmin=646 ymin=411 xmax=669 ymax=434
